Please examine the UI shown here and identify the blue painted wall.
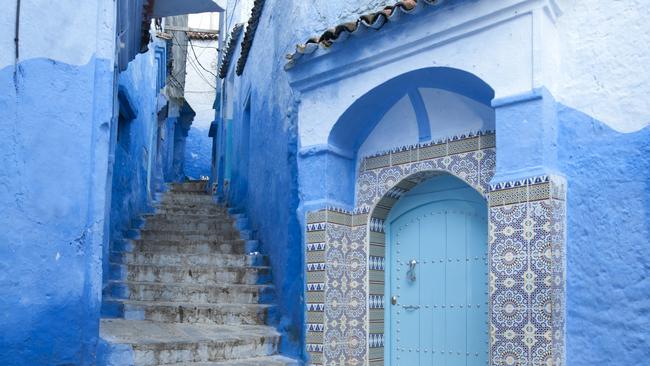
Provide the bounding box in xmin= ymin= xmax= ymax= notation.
xmin=492 ymin=94 xmax=650 ymax=364
xmin=106 ymin=45 xmax=176 ymax=296
xmin=216 ymin=0 xmax=650 ymax=363
xmin=0 ymin=0 xmax=201 ymax=364
xmin=0 ymin=56 xmax=114 ymax=365
xmin=557 ymin=105 xmax=650 ymax=365
xmin=215 ymin=82 xmax=305 ymax=358
xmin=215 ymin=3 xmax=307 ymax=357
xmin=184 ymin=127 xmax=213 ymax=179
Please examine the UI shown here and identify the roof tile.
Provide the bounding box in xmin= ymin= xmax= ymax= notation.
xmin=285 ymin=0 xmax=440 ymax=70
xmin=218 ymin=24 xmax=245 ymax=79
xmin=236 ymin=0 xmax=266 ymax=76
xmin=187 ymin=31 xmax=219 ymax=40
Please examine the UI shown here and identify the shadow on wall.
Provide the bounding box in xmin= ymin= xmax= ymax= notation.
xmin=558 ymin=104 xmax=650 ymax=365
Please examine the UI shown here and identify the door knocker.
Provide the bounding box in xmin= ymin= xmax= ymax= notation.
xmin=407 ymin=259 xmax=417 ymax=282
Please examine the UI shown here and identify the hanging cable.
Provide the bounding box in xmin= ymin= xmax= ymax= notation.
xmin=170 ymin=31 xmax=217 ymax=90
xmin=188 ymin=38 xmax=219 ymax=79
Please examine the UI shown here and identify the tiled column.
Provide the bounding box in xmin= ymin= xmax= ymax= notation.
xmin=488 ymin=175 xmax=566 ymax=366
xmin=306 ymin=211 xmax=327 ymax=365
xmin=306 ymin=208 xmax=368 ymax=366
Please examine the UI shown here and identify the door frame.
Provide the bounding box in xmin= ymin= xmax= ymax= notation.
xmin=384 ymin=177 xmax=489 ymax=364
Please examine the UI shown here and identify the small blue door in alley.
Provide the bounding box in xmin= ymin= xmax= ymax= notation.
xmin=387 ymin=175 xmax=488 ymax=365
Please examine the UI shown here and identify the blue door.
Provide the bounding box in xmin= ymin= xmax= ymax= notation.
xmin=387 ymin=175 xmax=488 ymax=365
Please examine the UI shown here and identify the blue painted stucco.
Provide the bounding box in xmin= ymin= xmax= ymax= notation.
xmin=0 ymin=56 xmax=114 ymax=365
xmin=557 ymin=105 xmax=650 ymax=365
xmin=0 ymin=2 xmax=194 ymax=363
xmin=110 ymin=51 xmax=159 ymax=246
xmin=214 ymin=79 xmax=305 ymax=359
xmin=491 ymin=88 xmax=560 ymax=182
xmin=184 ymin=127 xmax=213 ymax=179
xmin=327 ymin=67 xmax=494 ymax=158
xmin=492 ymin=94 xmax=650 ymax=364
xmin=214 ymin=2 xmax=307 ymax=357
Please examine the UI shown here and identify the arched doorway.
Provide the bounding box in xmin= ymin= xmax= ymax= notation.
xmin=303 ymin=67 xmax=497 ymax=365
xmin=385 ymin=174 xmax=488 ymax=365
xmin=302 ymin=64 xmax=566 ymax=366
xmin=356 ymin=140 xmax=494 ymax=366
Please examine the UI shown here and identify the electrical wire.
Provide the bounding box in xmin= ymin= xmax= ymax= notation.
xmin=169 ymin=31 xmax=217 ymax=90
xmin=181 ymin=36 xmax=218 ymax=89
xmin=188 ymin=38 xmax=219 ymax=79
xmin=186 ymin=57 xmax=217 ymax=89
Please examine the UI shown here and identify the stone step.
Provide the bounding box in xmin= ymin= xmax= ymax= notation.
xmin=111 ymin=264 xmax=271 ymax=285
xmin=143 ymin=213 xmax=229 ymax=221
xmin=161 ymin=194 xmax=216 ymax=205
xmin=114 ymin=252 xmax=267 ymax=267
xmin=144 ymin=215 xmax=233 ymax=226
xmin=165 ymin=355 xmax=300 ymax=365
xmin=137 ymin=230 xmax=238 ymax=242
xmin=132 ymin=239 xmax=248 ymax=255
xmin=100 ymin=320 xmax=280 ymax=365
xmin=169 ymin=181 xmax=209 ymax=193
xmin=142 ymin=221 xmax=235 ymax=233
xmin=104 ymin=299 xmax=275 ymax=325
xmin=154 ymin=206 xmax=226 ymax=215
xmin=108 ymin=281 xmax=274 ymax=303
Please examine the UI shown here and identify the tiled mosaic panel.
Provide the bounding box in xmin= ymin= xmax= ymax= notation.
xmin=325 ymin=222 xmax=367 ymax=365
xmin=306 ymin=209 xmax=367 ymax=365
xmin=306 ymin=212 xmax=327 ymax=365
xmin=304 ymin=133 xmax=565 ymax=366
xmin=489 ymin=178 xmax=566 ymax=366
xmin=357 ymin=132 xmax=496 ymax=214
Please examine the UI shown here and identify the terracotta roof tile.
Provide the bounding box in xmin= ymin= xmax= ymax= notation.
xmin=218 ymin=23 xmax=245 ymax=79
xmin=187 ymin=31 xmax=219 ymax=40
xmin=285 ymin=0 xmax=440 ymax=70
xmin=236 ymin=0 xmax=266 ymax=76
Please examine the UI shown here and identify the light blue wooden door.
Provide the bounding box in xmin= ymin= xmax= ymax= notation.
xmin=387 ymin=176 xmax=487 ymax=365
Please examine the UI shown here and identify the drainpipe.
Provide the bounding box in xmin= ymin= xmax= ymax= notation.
xmin=14 ymin=0 xmax=21 ymax=60
xmin=14 ymin=0 xmax=21 ymax=83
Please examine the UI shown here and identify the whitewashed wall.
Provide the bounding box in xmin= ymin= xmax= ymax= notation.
xmin=557 ymin=1 xmax=650 ymax=132
xmin=0 ymin=0 xmax=115 ymax=69
xmin=185 ymin=13 xmax=219 ymax=129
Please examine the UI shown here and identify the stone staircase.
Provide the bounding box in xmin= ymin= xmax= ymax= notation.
xmin=100 ymin=181 xmax=298 ymax=366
